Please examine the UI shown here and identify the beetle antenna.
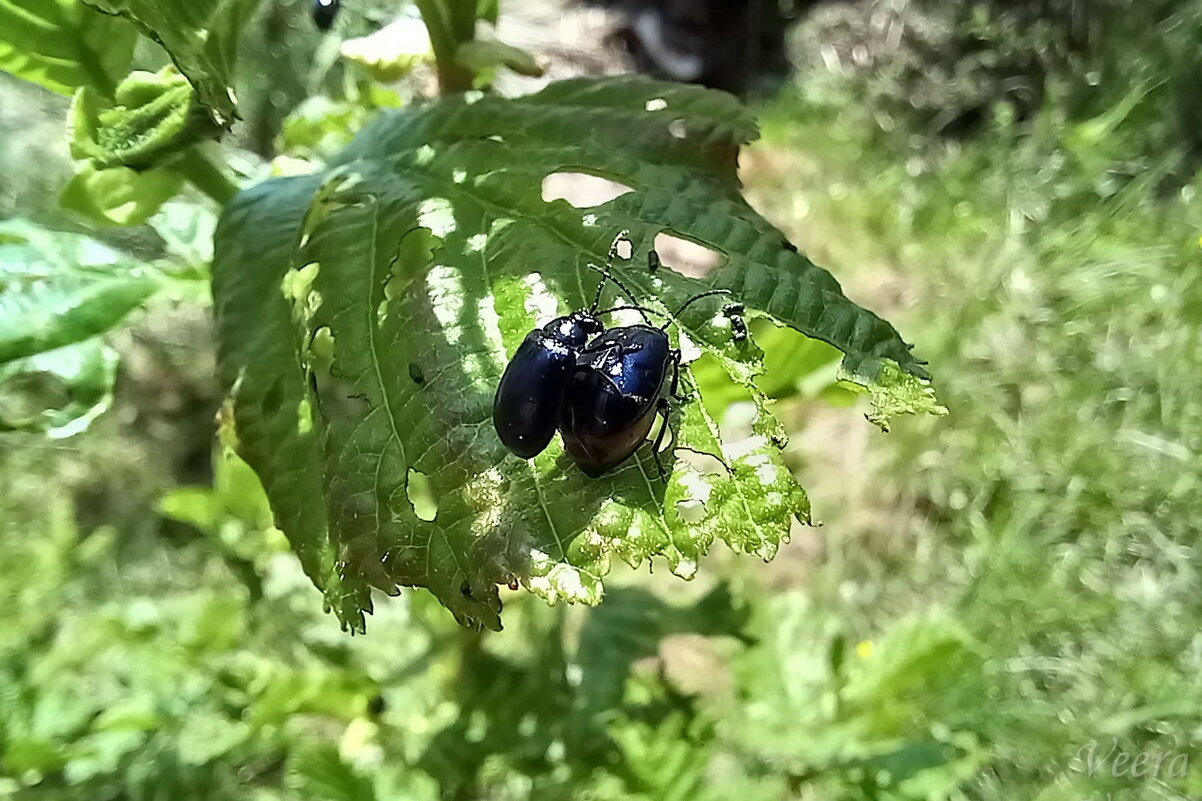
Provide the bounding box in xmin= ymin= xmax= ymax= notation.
xmin=593 ymin=304 xmax=670 ymax=321
xmin=662 ymin=289 xmax=732 ymax=330
xmin=582 ymin=261 xmax=641 ymax=312
xmin=585 ymin=229 xmax=634 ymax=312
xmin=586 ymin=261 xmax=610 ymax=313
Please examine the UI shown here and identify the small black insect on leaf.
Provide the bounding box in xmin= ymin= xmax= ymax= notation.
xmin=723 ymin=302 xmax=748 ymax=342
xmin=311 ymin=0 xmax=341 ymax=31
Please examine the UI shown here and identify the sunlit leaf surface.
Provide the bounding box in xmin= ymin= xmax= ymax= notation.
xmin=212 ymin=77 xmax=938 ymax=630
xmin=0 ymin=0 xmax=135 ymax=96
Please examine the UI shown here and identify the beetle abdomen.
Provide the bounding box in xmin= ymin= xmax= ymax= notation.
xmin=559 ymin=325 xmax=671 ymax=475
xmin=561 ymin=373 xmax=659 ymax=476
xmin=493 ymin=331 xmax=576 ymax=459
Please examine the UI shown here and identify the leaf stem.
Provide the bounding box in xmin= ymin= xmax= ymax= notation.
xmin=173 ymin=148 xmax=239 ymax=207
xmin=413 ymin=0 xmax=475 ymax=94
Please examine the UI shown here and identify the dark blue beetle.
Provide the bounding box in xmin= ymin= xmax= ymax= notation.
xmin=493 ymin=232 xmax=643 ymax=459
xmin=494 ymin=231 xmax=731 ymax=478
xmin=559 ymin=290 xmax=728 ymax=478
xmin=493 ymin=309 xmax=605 ymax=458
xmin=311 ymin=0 xmax=340 ymax=31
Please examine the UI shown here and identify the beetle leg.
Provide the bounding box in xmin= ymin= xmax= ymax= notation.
xmin=667 ymin=348 xmax=687 ymax=402
xmin=650 ymin=397 xmax=672 ymax=481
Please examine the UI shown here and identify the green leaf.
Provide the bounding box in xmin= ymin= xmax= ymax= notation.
xmin=846 ymin=358 xmax=948 ymax=431
xmin=578 ymin=585 xmax=750 ymax=719
xmin=174 ymin=710 xmax=250 ymax=765
xmin=0 ymin=0 xmax=136 ymax=96
xmin=0 ymin=221 xmax=160 ymax=364
xmin=691 ymin=322 xmax=851 ymax=418
xmin=289 ymin=746 xmax=377 ymax=801
xmin=476 ymin=0 xmax=498 ymax=25
xmin=340 ymin=19 xmax=431 ymax=82
xmin=455 ymin=39 xmax=544 ymax=79
xmin=843 ymin=616 xmax=972 ymax=709
xmin=81 ymin=0 xmax=263 ymax=129
xmin=0 ymin=338 xmax=118 ymax=436
xmin=70 ymin=67 xmax=212 ymax=169
xmin=212 ymin=77 xmax=936 ymax=631
xmin=278 ymin=95 xmax=391 ymax=163
xmin=148 ymin=199 xmax=218 ymax=271
xmin=60 ymin=162 xmax=183 ymax=226
xmin=0 ymin=221 xmax=157 ymax=436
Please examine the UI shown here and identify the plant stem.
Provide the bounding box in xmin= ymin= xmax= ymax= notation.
xmin=447 ymin=0 xmax=479 ymax=49
xmin=414 ymin=0 xmax=475 ymax=94
xmin=174 ymin=148 xmax=239 ymax=207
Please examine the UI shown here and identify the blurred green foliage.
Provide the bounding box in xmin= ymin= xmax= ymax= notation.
xmin=3 ymin=0 xmax=1202 ymax=798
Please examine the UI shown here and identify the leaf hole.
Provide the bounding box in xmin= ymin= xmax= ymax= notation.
xmin=308 ymin=326 xmax=335 ymax=369
xmin=675 ymin=498 xmax=707 ymax=523
xmin=383 ymin=226 xmax=438 ymax=307
xmin=679 ymin=450 xmax=727 ymax=475
xmin=282 ymin=261 xmax=320 ymax=304
xmin=653 ymin=232 xmax=724 ymax=277
xmin=650 ymin=413 xmax=673 ymax=453
xmin=406 ymin=468 xmax=438 ymax=521
xmin=541 ymin=171 xmax=634 ymax=208
xmin=668 ymin=119 xmax=687 ymax=139
xmin=297 ymin=397 xmax=314 ymax=434
xmin=645 ymin=97 xmax=668 ymax=112
xmin=408 ymin=362 xmax=425 ymax=384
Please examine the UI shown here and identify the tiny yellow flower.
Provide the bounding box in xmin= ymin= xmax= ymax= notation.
xmin=856 ymin=640 xmax=874 ymax=659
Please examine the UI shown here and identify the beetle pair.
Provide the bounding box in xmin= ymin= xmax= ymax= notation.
xmin=493 ymin=232 xmax=729 ymax=478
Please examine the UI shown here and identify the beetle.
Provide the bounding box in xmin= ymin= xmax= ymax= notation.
xmin=311 ymin=0 xmax=340 ymax=31
xmin=559 ymin=288 xmax=730 ymax=478
xmin=493 ymin=232 xmax=647 ymax=459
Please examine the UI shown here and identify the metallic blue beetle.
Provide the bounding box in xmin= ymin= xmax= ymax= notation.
xmin=493 ymin=232 xmax=641 ymax=459
xmin=559 ymin=290 xmax=728 ymax=478
xmin=493 ymin=310 xmax=605 ymax=458
xmin=558 ymin=324 xmax=679 ymax=477
xmin=493 ymin=231 xmax=730 ymax=478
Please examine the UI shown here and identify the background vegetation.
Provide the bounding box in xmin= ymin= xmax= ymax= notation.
xmin=2 ymin=0 xmax=1200 ymax=798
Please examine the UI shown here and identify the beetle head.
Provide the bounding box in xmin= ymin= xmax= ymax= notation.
xmin=543 ymin=310 xmax=604 ymax=347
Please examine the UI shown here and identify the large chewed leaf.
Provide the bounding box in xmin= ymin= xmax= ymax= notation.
xmin=0 ymin=0 xmax=136 ymax=96
xmin=82 ymin=0 xmax=262 ymax=128
xmin=0 ymin=221 xmax=160 ymax=434
xmin=212 ymin=77 xmax=940 ymax=631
